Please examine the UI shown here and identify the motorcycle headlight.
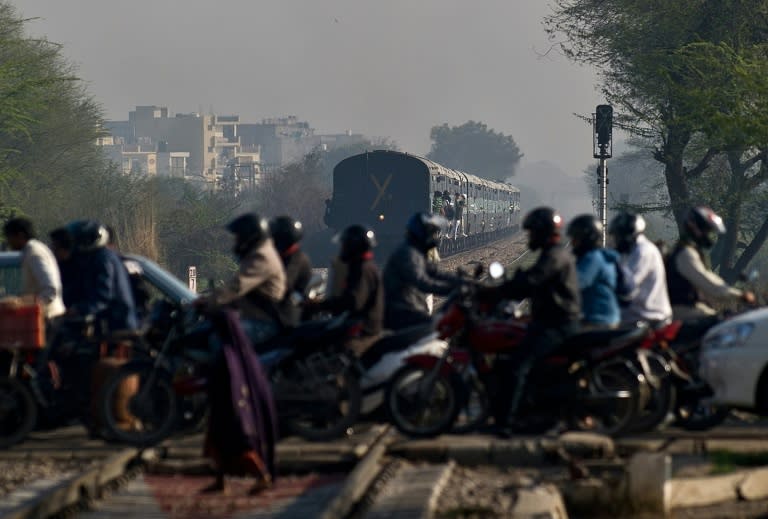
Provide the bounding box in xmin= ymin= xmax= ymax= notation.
xmin=704 ymin=322 xmax=755 ymax=350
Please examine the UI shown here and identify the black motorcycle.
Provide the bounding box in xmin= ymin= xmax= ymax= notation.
xmin=0 ymin=314 xmax=150 ymax=448
xmin=99 ymin=309 xmax=364 ymax=446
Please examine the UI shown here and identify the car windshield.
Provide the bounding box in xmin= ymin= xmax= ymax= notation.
xmin=125 ymin=254 xmax=198 ymax=304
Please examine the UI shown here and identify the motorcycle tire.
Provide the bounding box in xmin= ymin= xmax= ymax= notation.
xmin=628 ymin=379 xmax=677 ymax=434
xmin=99 ymin=362 xmax=178 ymax=447
xmin=0 ymin=377 xmax=37 ymax=449
xmin=574 ymin=364 xmax=640 ymax=437
xmin=284 ymin=365 xmax=362 ymax=442
xmin=675 ymin=402 xmax=730 ymax=431
xmin=386 ymin=364 xmax=461 ymax=438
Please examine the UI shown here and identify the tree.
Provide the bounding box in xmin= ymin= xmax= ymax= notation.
xmin=427 ymin=121 xmax=523 ymax=181
xmin=545 ymin=0 xmax=768 ymax=280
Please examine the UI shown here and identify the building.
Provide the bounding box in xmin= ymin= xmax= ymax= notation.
xmin=237 ymin=116 xmax=317 ymax=169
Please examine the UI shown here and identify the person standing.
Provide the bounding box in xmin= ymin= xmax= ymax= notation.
xmin=3 ymin=217 xmax=65 ymax=321
xmin=453 ymin=193 xmax=466 ymax=239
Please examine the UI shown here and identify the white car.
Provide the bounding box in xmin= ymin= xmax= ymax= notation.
xmin=699 ymin=308 xmax=768 ymax=411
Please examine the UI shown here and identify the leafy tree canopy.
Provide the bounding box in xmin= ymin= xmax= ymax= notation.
xmin=545 ymin=0 xmax=768 ymax=280
xmin=426 ymin=121 xmax=523 ymax=181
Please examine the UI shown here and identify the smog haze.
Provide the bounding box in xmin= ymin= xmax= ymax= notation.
xmin=24 ymin=0 xmax=602 ymax=181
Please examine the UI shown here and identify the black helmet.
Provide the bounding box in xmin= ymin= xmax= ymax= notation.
xmin=337 ymin=224 xmax=376 ymax=261
xmin=567 ymin=214 xmax=602 ymax=254
xmin=406 ymin=212 xmax=446 ymax=252
xmin=270 ymin=216 xmax=303 ymax=253
xmin=684 ymin=206 xmax=725 ymax=249
xmin=226 ymin=212 xmax=269 ymax=257
xmin=66 ymin=220 xmax=109 ymax=252
xmin=608 ymin=211 xmax=646 ymax=254
xmin=523 ymin=207 xmax=562 ymax=250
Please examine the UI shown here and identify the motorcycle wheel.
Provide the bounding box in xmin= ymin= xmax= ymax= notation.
xmin=0 ymin=377 xmax=37 ymax=449
xmin=452 ymin=376 xmax=490 ymax=434
xmin=675 ymin=402 xmax=730 ymax=431
xmin=628 ymin=379 xmax=677 ymax=434
xmin=573 ymin=365 xmax=639 ymax=437
xmin=386 ymin=365 xmax=461 ymax=438
xmin=99 ymin=364 xmax=178 ymax=446
xmin=283 ymin=364 xmax=362 ymax=442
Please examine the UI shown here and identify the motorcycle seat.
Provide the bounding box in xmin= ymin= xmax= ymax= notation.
xmin=359 ymin=324 xmax=434 ymax=369
xmin=674 ymin=316 xmax=720 ymax=343
xmin=564 ymin=324 xmax=649 ymax=355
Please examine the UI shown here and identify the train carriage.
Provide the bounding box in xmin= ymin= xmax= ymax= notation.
xmin=325 ymin=150 xmax=520 ymax=255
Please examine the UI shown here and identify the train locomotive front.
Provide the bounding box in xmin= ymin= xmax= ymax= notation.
xmin=325 ymin=150 xmax=520 ymax=256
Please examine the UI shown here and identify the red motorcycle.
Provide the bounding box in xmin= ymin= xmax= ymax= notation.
xmin=385 ymin=284 xmax=649 ymax=438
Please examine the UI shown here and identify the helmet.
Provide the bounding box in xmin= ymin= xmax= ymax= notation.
xmin=608 ymin=212 xmax=646 ymax=253
xmin=336 ymin=224 xmax=376 ymax=261
xmin=226 ymin=212 xmax=269 ymax=257
xmin=523 ymin=207 xmax=562 ymax=250
xmin=566 ymin=214 xmax=602 ymax=254
xmin=66 ymin=220 xmax=109 ymax=252
xmin=269 ymin=216 xmax=303 ymax=253
xmin=406 ymin=212 xmax=446 ymax=252
xmin=684 ymin=206 xmax=725 ymax=248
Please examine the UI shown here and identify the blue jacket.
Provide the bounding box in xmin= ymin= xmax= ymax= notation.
xmin=575 ymin=248 xmax=620 ymax=326
xmin=72 ymin=247 xmax=138 ymax=332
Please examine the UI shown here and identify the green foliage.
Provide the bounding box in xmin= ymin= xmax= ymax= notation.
xmin=546 ymin=0 xmax=768 ymax=278
xmin=427 ymin=121 xmax=523 ymax=181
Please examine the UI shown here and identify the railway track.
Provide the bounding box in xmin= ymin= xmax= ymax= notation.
xmin=5 ymin=420 xmax=768 ymax=518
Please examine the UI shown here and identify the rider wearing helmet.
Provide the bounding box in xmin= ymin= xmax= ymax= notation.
xmin=270 ymin=216 xmax=312 ymax=327
xmin=304 ymin=224 xmax=383 ymax=355
xmin=64 ymin=220 xmax=138 ymax=333
xmin=201 ymin=212 xmax=286 ymax=345
xmin=383 ymin=212 xmax=460 ymax=329
xmin=491 ymin=207 xmax=580 ymax=432
xmin=567 ymin=214 xmax=620 ymax=328
xmin=608 ymin=212 xmax=672 ymax=325
xmin=666 ymin=206 xmax=755 ymax=320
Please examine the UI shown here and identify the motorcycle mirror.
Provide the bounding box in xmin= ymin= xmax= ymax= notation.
xmin=489 ymin=262 xmax=505 ymax=280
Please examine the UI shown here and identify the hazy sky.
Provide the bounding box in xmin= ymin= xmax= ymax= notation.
xmin=23 ymin=0 xmax=603 ymax=176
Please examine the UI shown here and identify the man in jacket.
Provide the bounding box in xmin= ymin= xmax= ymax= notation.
xmin=202 ymin=213 xmax=286 ymax=347
xmin=666 ymin=207 xmax=754 ymax=320
xmin=65 ymin=221 xmax=138 ymax=333
xmin=608 ymin=212 xmax=672 ymax=325
xmin=490 ymin=207 xmax=581 ymax=432
xmin=383 ymin=213 xmax=460 ymax=330
xmin=304 ymin=225 xmax=383 ymax=356
xmin=3 ymin=217 xmax=65 ymax=321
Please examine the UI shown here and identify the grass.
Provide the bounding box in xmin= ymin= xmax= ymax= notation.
xmin=709 ymin=450 xmax=768 ymax=475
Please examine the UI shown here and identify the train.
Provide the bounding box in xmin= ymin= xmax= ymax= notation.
xmin=324 ymin=150 xmax=521 ymax=255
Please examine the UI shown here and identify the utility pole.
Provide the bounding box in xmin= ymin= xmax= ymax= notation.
xmin=593 ymin=104 xmax=613 ymax=246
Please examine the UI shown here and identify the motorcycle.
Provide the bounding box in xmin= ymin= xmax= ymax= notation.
xmin=385 ymin=263 xmax=647 ymax=438
xmin=99 ymin=309 xmax=365 ymax=446
xmin=358 ymin=324 xmax=447 ymax=415
xmin=0 ymin=313 xmax=153 ymax=448
xmin=630 ymin=316 xmax=730 ymax=432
